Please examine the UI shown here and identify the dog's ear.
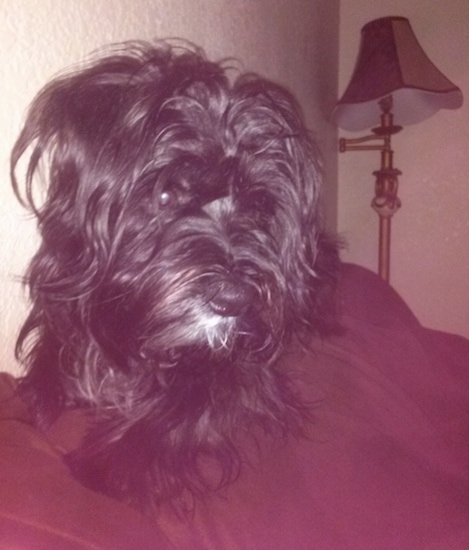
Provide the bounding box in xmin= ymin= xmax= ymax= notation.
xmin=9 ymin=55 xmax=143 ymax=413
xmin=10 ymin=59 xmax=139 ymax=215
xmin=231 ymin=77 xmax=339 ymax=335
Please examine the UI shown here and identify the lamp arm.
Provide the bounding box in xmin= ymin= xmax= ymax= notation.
xmin=339 ymin=134 xmax=386 ymax=152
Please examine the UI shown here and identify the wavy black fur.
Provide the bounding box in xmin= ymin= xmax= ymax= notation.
xmin=11 ymin=40 xmax=339 ymax=512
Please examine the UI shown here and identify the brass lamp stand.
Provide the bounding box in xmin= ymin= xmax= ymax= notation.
xmin=339 ymin=96 xmax=402 ymax=283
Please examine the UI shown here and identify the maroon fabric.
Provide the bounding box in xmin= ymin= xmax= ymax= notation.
xmin=0 ymin=375 xmax=174 ymax=549
xmin=185 ymin=265 xmax=469 ymax=548
xmin=1 ymin=264 xmax=468 ymax=548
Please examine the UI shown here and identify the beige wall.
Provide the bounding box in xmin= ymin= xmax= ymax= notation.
xmin=0 ymin=0 xmax=339 ymax=374
xmin=338 ymin=0 xmax=469 ymax=338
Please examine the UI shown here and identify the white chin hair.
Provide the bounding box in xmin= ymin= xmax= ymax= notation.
xmin=191 ymin=311 xmax=236 ymax=350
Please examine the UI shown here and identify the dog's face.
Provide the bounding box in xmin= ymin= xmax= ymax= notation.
xmin=12 ymin=41 xmax=337 ymax=508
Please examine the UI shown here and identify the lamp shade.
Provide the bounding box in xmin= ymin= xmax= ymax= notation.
xmin=331 ymin=16 xmax=463 ymax=131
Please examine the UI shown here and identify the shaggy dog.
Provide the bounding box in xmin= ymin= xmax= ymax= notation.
xmin=11 ymin=41 xmax=338 ymax=511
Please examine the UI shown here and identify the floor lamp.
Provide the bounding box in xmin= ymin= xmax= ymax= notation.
xmin=331 ymin=16 xmax=463 ymax=283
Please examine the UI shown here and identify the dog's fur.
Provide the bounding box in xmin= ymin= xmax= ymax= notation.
xmin=11 ymin=41 xmax=338 ymax=511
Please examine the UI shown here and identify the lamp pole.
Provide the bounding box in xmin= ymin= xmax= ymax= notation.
xmin=339 ymin=97 xmax=402 ymax=283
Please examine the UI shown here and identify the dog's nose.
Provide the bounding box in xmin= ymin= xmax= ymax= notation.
xmin=207 ymin=278 xmax=254 ymax=317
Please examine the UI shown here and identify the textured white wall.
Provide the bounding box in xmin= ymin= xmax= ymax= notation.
xmin=338 ymin=0 xmax=469 ymax=338
xmin=0 ymin=0 xmax=339 ymax=374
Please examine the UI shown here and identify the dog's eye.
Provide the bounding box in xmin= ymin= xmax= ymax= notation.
xmin=244 ymin=190 xmax=275 ymax=215
xmin=159 ymin=190 xmax=174 ymax=207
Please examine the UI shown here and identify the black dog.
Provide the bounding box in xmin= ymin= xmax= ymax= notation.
xmin=11 ymin=41 xmax=338 ymax=511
